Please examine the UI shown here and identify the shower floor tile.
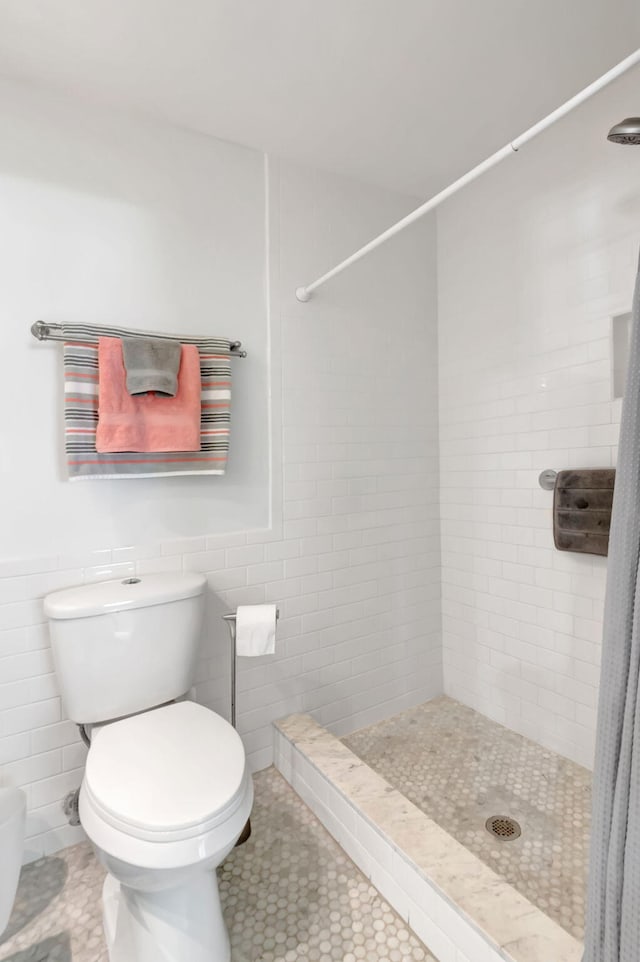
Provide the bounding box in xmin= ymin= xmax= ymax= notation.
xmin=0 ymin=768 xmax=436 ymax=962
xmin=342 ymin=696 xmax=591 ymax=941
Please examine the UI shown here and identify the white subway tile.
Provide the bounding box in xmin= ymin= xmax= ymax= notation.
xmin=136 ymin=555 xmax=184 ymax=575
xmin=3 ymin=698 xmax=60 ymax=735
xmin=30 ymin=768 xmax=84 ymax=809
xmin=160 ymin=537 xmax=207 ymax=557
xmin=31 ymin=720 xmax=79 ymax=754
xmin=182 ymin=550 xmax=226 ymax=572
xmin=83 ymin=563 xmax=136 ymax=583
xmin=112 ymin=544 xmax=161 ymax=563
xmin=3 ymin=749 xmax=61 ymax=786
xmin=225 ymin=544 xmax=265 ymax=568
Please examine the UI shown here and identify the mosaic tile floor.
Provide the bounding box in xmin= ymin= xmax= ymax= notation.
xmin=343 ymin=696 xmax=591 ymax=941
xmin=0 ymin=768 xmax=435 ymax=962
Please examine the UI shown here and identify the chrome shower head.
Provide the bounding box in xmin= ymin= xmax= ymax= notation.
xmin=607 ymin=118 xmax=640 ymax=144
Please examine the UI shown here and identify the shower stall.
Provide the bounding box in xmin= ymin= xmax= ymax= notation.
xmin=277 ymin=58 xmax=640 ymax=962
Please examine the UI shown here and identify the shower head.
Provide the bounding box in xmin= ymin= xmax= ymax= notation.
xmin=607 ymin=118 xmax=640 ymax=144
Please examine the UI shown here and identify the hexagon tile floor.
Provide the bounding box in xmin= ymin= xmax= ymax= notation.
xmin=343 ymin=696 xmax=591 ymax=941
xmin=0 ymin=767 xmax=436 ymax=962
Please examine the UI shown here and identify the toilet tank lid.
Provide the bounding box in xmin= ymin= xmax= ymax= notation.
xmin=44 ymin=572 xmax=207 ymax=620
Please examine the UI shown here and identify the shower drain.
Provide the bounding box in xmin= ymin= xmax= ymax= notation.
xmin=485 ymin=815 xmax=521 ymax=840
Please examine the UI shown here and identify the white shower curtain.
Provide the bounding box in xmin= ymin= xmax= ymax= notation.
xmin=584 ymin=253 xmax=640 ymax=962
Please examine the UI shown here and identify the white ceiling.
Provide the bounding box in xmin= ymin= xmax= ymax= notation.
xmin=0 ymin=1 xmax=638 ymax=198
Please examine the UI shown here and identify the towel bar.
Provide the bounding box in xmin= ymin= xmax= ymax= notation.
xmin=30 ymin=320 xmax=247 ymax=357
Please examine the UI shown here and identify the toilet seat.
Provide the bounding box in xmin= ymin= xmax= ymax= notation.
xmin=84 ymin=701 xmax=246 ymax=841
xmin=79 ymin=701 xmax=253 ymax=869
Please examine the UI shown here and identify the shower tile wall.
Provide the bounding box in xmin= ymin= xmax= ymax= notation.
xmin=437 ymin=70 xmax=640 ymax=768
xmin=0 ymin=138 xmax=441 ymax=859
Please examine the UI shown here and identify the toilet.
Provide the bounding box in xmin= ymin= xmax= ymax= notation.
xmin=0 ymin=786 xmax=26 ymax=935
xmin=44 ymin=572 xmax=253 ymax=962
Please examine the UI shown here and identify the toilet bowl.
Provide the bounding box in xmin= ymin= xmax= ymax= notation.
xmin=80 ymin=701 xmax=253 ymax=962
xmin=0 ymin=786 xmax=26 ymax=935
xmin=43 ymin=572 xmax=254 ymax=962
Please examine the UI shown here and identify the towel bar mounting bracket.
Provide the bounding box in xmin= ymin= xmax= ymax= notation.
xmin=538 ymin=469 xmax=558 ymax=491
xmin=31 ymin=320 xmax=50 ymax=341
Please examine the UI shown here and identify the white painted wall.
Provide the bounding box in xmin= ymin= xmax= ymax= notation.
xmin=0 ymin=0 xmax=637 ymax=198
xmin=0 ymin=79 xmax=270 ymax=559
xmin=437 ymin=66 xmax=640 ymax=768
xmin=0 ymin=81 xmax=441 ymax=860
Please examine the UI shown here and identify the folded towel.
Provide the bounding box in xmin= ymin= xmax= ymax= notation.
xmin=63 ymin=329 xmax=231 ymax=480
xmin=96 ymin=337 xmax=201 ymax=453
xmin=122 ymin=336 xmax=181 ymax=397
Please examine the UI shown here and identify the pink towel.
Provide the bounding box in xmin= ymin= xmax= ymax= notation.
xmin=96 ymin=337 xmax=201 ymax=453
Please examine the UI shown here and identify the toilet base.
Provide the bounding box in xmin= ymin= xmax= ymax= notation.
xmin=102 ymin=869 xmax=230 ymax=962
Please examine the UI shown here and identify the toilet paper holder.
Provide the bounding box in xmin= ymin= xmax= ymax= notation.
xmin=222 ymin=607 xmax=279 ymax=850
xmin=222 ymin=608 xmax=280 ymax=729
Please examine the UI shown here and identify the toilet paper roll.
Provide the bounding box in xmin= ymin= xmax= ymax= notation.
xmin=235 ymin=604 xmax=277 ymax=657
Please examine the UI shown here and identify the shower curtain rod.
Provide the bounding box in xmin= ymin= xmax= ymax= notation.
xmin=295 ymin=47 xmax=640 ymax=303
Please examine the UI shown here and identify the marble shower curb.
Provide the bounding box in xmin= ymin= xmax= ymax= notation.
xmin=273 ymin=713 xmax=582 ymax=962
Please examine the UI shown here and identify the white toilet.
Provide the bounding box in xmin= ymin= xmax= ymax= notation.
xmin=0 ymin=786 xmax=26 ymax=935
xmin=44 ymin=572 xmax=253 ymax=962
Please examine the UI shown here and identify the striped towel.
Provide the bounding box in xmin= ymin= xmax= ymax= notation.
xmin=62 ymin=323 xmax=231 ymax=480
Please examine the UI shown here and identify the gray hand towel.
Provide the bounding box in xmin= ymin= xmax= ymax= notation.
xmin=121 ymin=336 xmax=182 ymax=397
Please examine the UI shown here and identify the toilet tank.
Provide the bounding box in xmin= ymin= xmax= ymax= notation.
xmin=44 ymin=573 xmax=206 ymax=725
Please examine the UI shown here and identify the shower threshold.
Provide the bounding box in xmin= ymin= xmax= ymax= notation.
xmin=274 ymin=702 xmax=584 ymax=962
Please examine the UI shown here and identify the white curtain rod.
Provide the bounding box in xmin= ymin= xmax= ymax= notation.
xmin=295 ymin=47 xmax=640 ymax=303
